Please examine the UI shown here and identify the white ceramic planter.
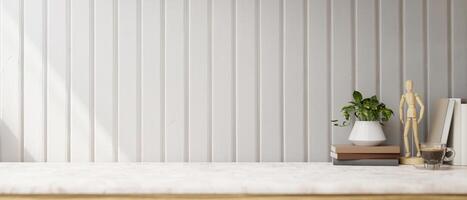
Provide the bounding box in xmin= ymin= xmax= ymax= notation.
xmin=348 ymin=121 xmax=386 ymax=146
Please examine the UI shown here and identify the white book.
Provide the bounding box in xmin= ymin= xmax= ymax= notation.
xmin=462 ymin=104 xmax=467 ymax=165
xmin=449 ymin=98 xmax=463 ymax=165
xmin=427 ymin=99 xmax=455 ymax=145
xmin=443 ymin=99 xmax=456 ymax=144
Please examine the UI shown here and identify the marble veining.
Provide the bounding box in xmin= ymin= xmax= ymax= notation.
xmin=0 ymin=163 xmax=466 ymax=195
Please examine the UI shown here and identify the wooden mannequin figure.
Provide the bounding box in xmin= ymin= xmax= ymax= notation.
xmin=399 ymin=80 xmax=425 ymax=165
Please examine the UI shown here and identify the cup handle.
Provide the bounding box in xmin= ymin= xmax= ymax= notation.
xmin=444 ymin=147 xmax=456 ymax=162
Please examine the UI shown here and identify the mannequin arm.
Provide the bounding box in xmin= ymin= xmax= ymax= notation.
xmin=399 ymin=95 xmax=405 ymax=124
xmin=415 ymin=94 xmax=425 ymax=123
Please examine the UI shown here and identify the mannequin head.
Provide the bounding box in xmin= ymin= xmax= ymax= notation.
xmin=405 ymin=80 xmax=413 ymax=92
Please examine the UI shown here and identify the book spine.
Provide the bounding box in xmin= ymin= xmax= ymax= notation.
xmin=451 ymin=99 xmax=462 ymax=165
xmin=331 ymin=146 xmax=400 ymax=154
xmin=332 ymin=158 xmax=399 ymax=166
xmin=330 ymin=152 xmax=399 ymax=160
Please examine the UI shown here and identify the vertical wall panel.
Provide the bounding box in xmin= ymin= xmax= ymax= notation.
xmin=308 ymin=0 xmax=329 ymax=161
xmin=47 ymin=0 xmax=69 ymax=162
xmin=165 ymin=0 xmax=186 ymax=162
xmin=188 ymin=0 xmax=209 ymax=162
xmin=70 ymin=0 xmax=92 ymax=162
xmin=94 ymin=0 xmax=116 ymax=162
xmin=355 ymin=0 xmax=377 ymax=95
xmin=380 ymin=0 xmax=402 ymax=146
xmin=403 ymin=0 xmax=425 ymax=155
xmin=427 ymin=0 xmax=448 ymax=133
xmin=117 ymin=0 xmax=139 ymax=162
xmin=141 ymin=0 xmax=162 ymax=162
xmin=236 ymin=0 xmax=258 ymax=162
xmin=452 ymin=0 xmax=467 ymax=99
xmin=212 ymin=0 xmax=235 ymax=162
xmin=23 ymin=0 xmax=46 ymax=161
xmin=0 ymin=0 xmax=22 ymax=161
xmin=331 ymin=0 xmax=353 ymax=144
xmin=283 ymin=0 xmax=306 ymax=162
xmin=259 ymin=0 xmax=282 ymax=162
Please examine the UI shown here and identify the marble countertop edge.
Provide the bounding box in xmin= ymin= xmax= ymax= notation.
xmin=0 ymin=163 xmax=465 ymax=195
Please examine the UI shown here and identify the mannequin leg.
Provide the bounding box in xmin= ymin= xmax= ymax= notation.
xmin=403 ymin=118 xmax=411 ymax=157
xmin=412 ymin=119 xmax=421 ymax=157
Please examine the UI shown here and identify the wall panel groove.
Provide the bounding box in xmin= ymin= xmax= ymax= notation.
xmin=447 ymin=0 xmax=452 ymax=98
xmin=255 ymin=0 xmax=260 ymax=162
xmin=1 ymin=0 xmax=466 ymax=162
xmin=136 ymin=0 xmax=142 ymax=162
xmin=19 ymin=0 xmax=24 ymax=162
xmin=160 ymin=0 xmax=165 ymax=162
xmin=231 ymin=0 xmax=236 ymax=162
xmin=422 ymin=0 xmax=428 ymax=147
xmin=280 ymin=0 xmax=284 ymax=162
xmin=375 ymin=0 xmax=380 ymax=98
xmin=207 ymin=0 xmax=212 ymax=162
xmin=44 ymin=0 xmax=48 ymax=162
xmin=184 ymin=0 xmax=189 ymax=162
xmin=303 ymin=0 xmax=308 ymax=162
xmin=89 ymin=0 xmax=95 ymax=162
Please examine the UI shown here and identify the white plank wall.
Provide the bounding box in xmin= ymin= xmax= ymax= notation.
xmin=0 ymin=0 xmax=466 ymax=162
xmin=117 ymin=0 xmax=139 ymax=162
xmin=236 ymin=0 xmax=258 ymax=162
xmin=0 ymin=0 xmax=22 ymax=161
xmin=47 ymin=0 xmax=69 ymax=162
xmin=188 ymin=0 xmax=210 ymax=162
xmin=70 ymin=0 xmax=92 ymax=162
xmin=259 ymin=0 xmax=283 ymax=162
xmin=165 ymin=0 xmax=186 ymax=162
xmin=307 ymin=0 xmax=330 ymax=161
xmin=212 ymin=0 xmax=235 ymax=162
xmin=141 ymin=0 xmax=163 ymax=162
xmin=23 ymin=0 xmax=46 ymax=162
xmin=283 ymin=0 xmax=306 ymax=162
xmin=94 ymin=0 xmax=116 ymax=162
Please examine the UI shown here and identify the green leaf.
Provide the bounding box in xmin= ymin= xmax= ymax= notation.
xmin=353 ymin=91 xmax=363 ymax=103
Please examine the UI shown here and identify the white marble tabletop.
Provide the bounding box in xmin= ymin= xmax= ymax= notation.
xmin=0 ymin=162 xmax=466 ymax=195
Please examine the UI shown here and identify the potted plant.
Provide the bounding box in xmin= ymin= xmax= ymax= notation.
xmin=332 ymin=91 xmax=394 ymax=146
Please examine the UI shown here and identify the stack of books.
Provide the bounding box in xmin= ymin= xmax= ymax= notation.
xmin=331 ymin=144 xmax=400 ymax=166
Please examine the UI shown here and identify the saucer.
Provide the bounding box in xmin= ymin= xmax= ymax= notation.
xmin=413 ymin=164 xmax=452 ymax=170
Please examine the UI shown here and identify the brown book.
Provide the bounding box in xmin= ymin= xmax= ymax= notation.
xmin=331 ymin=144 xmax=400 ymax=154
xmin=330 ymin=152 xmax=400 ymax=160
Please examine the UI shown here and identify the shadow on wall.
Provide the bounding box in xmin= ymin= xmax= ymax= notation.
xmin=0 ymin=120 xmax=33 ymax=161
